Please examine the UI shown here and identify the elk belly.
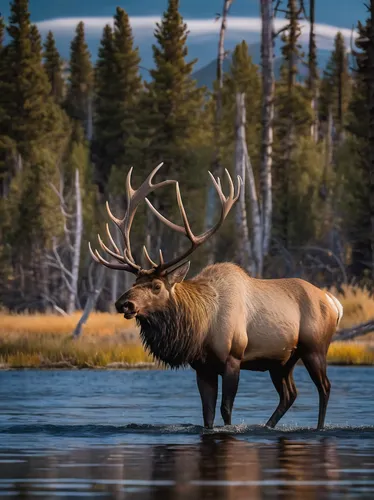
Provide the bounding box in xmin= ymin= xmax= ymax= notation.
xmin=243 ymin=323 xmax=299 ymax=364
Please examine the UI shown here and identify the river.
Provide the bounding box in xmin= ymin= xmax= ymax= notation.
xmin=1 ymin=366 xmax=374 ymax=498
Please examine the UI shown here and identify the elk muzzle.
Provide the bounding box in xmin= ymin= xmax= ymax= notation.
xmin=115 ymin=295 xmax=138 ymax=319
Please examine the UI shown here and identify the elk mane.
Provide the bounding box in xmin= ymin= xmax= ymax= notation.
xmin=136 ymin=280 xmax=218 ymax=368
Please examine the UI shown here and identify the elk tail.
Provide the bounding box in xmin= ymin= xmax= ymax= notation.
xmin=325 ymin=292 xmax=344 ymax=327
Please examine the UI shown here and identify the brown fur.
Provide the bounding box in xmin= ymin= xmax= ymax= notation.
xmin=116 ymin=261 xmax=343 ymax=429
xmin=136 ymin=281 xmax=217 ymax=368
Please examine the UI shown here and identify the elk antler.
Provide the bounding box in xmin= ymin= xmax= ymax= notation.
xmin=145 ymin=168 xmax=242 ymax=274
xmin=88 ymin=163 xmax=176 ymax=273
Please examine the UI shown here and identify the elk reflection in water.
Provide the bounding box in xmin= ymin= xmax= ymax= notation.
xmin=2 ymin=434 xmax=362 ymax=500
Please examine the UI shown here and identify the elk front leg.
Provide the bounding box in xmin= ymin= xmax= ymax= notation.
xmin=196 ymin=367 xmax=218 ymax=429
xmin=221 ymin=356 xmax=241 ymax=426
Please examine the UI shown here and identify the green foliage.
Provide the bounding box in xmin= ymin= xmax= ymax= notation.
xmin=92 ymin=8 xmax=142 ymax=194
xmin=286 ymin=137 xmax=326 ymax=244
xmin=320 ymin=32 xmax=352 ymax=133
xmin=138 ymin=0 xmax=206 ymax=252
xmin=273 ymin=1 xmax=313 ymax=248
xmin=0 ymin=0 xmax=373 ymax=309
xmin=43 ymin=31 xmax=65 ymax=104
xmin=344 ymin=18 xmax=372 ymax=279
xmin=4 ymin=0 xmax=60 ymax=159
xmin=65 ymin=21 xmax=93 ymax=137
xmin=221 ymin=40 xmax=262 ymax=167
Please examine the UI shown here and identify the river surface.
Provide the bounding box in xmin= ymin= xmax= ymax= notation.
xmin=0 ymin=366 xmax=374 ymax=499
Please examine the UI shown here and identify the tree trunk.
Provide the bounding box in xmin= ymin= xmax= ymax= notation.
xmin=72 ymin=265 xmax=105 ymax=339
xmin=369 ymin=0 xmax=374 ymax=284
xmin=86 ymin=95 xmax=93 ymax=142
xmin=205 ymin=0 xmax=234 ymax=265
xmin=308 ymin=0 xmax=319 ymax=142
xmin=260 ymin=0 xmax=274 ymax=257
xmin=234 ymin=93 xmax=252 ymax=272
xmin=334 ymin=320 xmax=374 ymax=342
xmin=67 ymin=169 xmax=83 ymax=314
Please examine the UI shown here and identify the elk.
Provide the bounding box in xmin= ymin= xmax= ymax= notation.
xmin=89 ymin=163 xmax=343 ymax=430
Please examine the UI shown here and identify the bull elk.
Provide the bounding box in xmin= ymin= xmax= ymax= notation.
xmin=89 ymin=163 xmax=343 ymax=430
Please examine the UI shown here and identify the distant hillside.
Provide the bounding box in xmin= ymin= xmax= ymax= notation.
xmin=192 ymin=43 xmax=333 ymax=89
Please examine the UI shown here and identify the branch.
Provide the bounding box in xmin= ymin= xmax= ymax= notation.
xmin=334 ymin=320 xmax=374 ymax=341
xmin=52 ymin=240 xmax=73 ymax=278
xmin=40 ymin=293 xmax=68 ymax=316
xmin=273 ymin=24 xmax=290 ymax=39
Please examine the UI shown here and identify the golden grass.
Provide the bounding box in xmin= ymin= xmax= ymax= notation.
xmin=0 ymin=330 xmax=154 ymax=368
xmin=327 ymin=342 xmax=374 ymax=365
xmin=330 ymin=284 xmax=374 ymax=329
xmin=0 ymin=284 xmax=374 ymax=368
xmin=0 ymin=311 xmax=135 ymax=336
xmin=0 ymin=311 xmax=154 ymax=368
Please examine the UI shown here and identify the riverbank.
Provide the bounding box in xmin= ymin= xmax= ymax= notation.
xmin=1 ymin=284 xmax=374 ymax=368
xmin=0 ymin=342 xmax=373 ymax=369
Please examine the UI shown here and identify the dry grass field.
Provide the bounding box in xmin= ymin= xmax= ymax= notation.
xmin=0 ymin=285 xmax=374 ymax=368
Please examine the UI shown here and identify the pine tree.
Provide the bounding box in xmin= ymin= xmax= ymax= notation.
xmin=320 ymin=32 xmax=351 ymax=141
xmin=44 ymin=31 xmax=65 ymax=105
xmin=65 ymin=22 xmax=93 ymax=139
xmin=347 ymin=14 xmax=374 ymax=282
xmin=91 ymin=25 xmax=116 ymax=193
xmin=307 ymin=0 xmax=319 ymax=141
xmin=0 ymin=15 xmax=11 ymax=196
xmin=136 ymin=0 xmax=205 ymax=260
xmin=273 ymin=0 xmax=311 ymax=248
xmin=5 ymin=0 xmax=58 ymax=159
xmin=92 ymin=9 xmax=142 ymax=194
xmin=221 ymin=41 xmax=261 ymax=167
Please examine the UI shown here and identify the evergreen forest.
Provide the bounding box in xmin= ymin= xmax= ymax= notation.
xmin=0 ymin=0 xmax=373 ymax=315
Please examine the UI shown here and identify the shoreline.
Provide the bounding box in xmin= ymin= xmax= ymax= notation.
xmin=1 ymin=361 xmax=374 ymax=370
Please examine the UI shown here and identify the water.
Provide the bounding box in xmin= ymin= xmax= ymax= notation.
xmin=1 ymin=366 xmax=374 ymax=498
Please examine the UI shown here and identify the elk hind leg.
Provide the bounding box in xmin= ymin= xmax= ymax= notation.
xmin=302 ymin=351 xmax=331 ymax=430
xmin=220 ymin=355 xmax=241 ymax=426
xmin=266 ymin=358 xmax=299 ymax=428
xmin=196 ymin=368 xmax=218 ymax=429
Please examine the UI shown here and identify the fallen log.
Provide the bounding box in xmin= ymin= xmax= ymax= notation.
xmin=334 ymin=320 xmax=374 ymax=342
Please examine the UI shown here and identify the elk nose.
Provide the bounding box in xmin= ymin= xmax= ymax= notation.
xmin=116 ymin=300 xmax=135 ymax=314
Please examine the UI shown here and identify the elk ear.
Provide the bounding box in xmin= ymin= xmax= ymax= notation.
xmin=166 ymin=261 xmax=190 ymax=287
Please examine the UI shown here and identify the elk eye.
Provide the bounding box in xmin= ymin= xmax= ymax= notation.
xmin=153 ymin=282 xmax=162 ymax=292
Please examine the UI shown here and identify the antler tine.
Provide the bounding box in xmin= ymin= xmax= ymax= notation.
xmin=234 ymin=175 xmax=243 ymax=201
xmin=97 ymin=234 xmax=126 ymax=264
xmin=143 ymin=245 xmax=158 ymax=268
xmin=175 ymin=182 xmax=195 ymax=241
xmin=145 ymin=197 xmax=185 ymax=234
xmin=208 ymin=171 xmax=226 ymax=204
xmin=93 ymin=163 xmax=177 ymax=274
xmin=145 ymin=181 xmax=195 ymax=241
xmin=143 ymin=170 xmax=241 ymax=274
xmin=159 ymin=249 xmax=164 ymax=266
xmin=122 ymin=163 xmax=177 ymax=264
xmin=106 ymin=201 xmax=122 ymax=229
xmin=225 ymin=168 xmax=235 ymax=200
xmin=105 ymin=223 xmax=121 ymax=254
xmin=88 ymin=242 xmax=138 ymax=272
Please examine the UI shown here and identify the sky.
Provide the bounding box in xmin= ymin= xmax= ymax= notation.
xmin=0 ymin=0 xmax=368 ymax=70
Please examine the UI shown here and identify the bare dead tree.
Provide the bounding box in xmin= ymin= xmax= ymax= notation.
xmin=48 ymin=168 xmax=83 ymax=314
xmin=334 ymin=320 xmax=374 ymax=341
xmin=72 ymin=263 xmax=105 ymax=339
xmin=235 ymin=93 xmax=264 ymax=276
xmin=235 ymin=93 xmax=253 ymax=271
xmin=307 ymin=0 xmax=319 ymax=142
xmin=260 ymin=0 xmax=275 ymax=258
xmin=205 ymin=0 xmax=234 ymax=265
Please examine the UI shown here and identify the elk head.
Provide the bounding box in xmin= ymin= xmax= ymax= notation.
xmin=89 ymin=163 xmax=241 ymax=319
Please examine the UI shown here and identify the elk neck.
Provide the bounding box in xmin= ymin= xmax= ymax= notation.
xmin=136 ymin=277 xmax=218 ymax=369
